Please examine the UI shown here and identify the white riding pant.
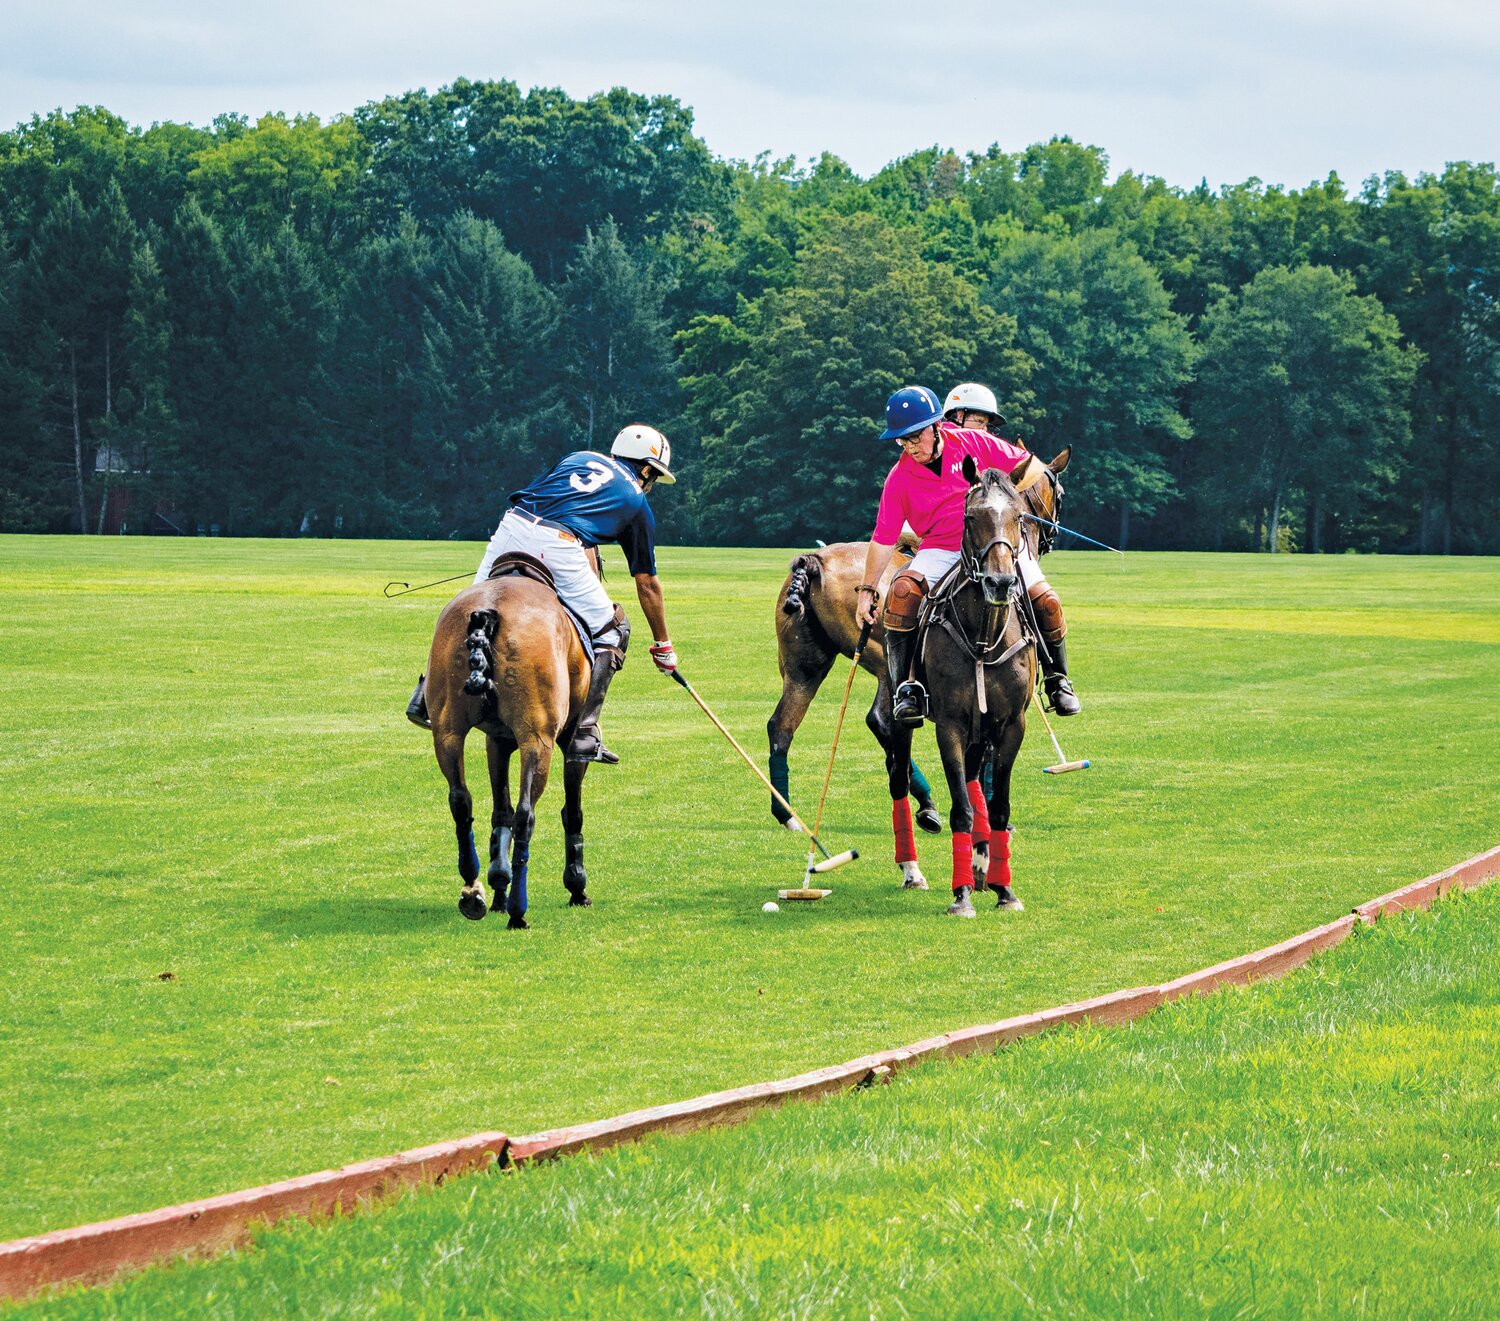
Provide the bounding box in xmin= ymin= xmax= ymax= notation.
xmin=474 ymin=512 xmax=623 ymax=647
xmin=904 ymin=545 xmax=1045 ymax=592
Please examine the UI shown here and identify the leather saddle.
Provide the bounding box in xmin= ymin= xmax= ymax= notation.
xmin=485 ymin=551 xmax=558 ymax=592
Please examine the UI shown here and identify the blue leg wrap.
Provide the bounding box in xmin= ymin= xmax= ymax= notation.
xmin=769 ymin=750 xmax=791 ymax=823
xmin=909 ymin=762 xmax=933 ymax=802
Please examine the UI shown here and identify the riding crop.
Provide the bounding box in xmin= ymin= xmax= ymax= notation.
xmin=1029 ymin=687 xmax=1091 ymax=774
xmin=787 ymin=620 xmax=874 ymax=900
xmin=383 ymin=572 xmax=472 ymax=598
xmin=668 ymin=669 xmax=859 ymax=883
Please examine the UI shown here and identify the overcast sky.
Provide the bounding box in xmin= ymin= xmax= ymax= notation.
xmin=5 ymin=0 xmax=1497 ymax=192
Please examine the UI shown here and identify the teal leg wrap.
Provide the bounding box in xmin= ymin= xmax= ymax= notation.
xmin=769 ymin=750 xmax=791 ymax=823
xmin=909 ymin=762 xmax=933 ymax=803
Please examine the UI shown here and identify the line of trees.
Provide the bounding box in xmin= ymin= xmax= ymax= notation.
xmin=1 ymin=86 xmax=1497 ymax=552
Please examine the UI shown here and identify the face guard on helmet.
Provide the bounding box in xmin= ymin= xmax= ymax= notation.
xmin=880 ymin=386 xmax=945 ymax=441
xmin=610 ymin=424 xmax=675 ymax=484
xmin=943 ymin=382 xmax=1006 ymax=430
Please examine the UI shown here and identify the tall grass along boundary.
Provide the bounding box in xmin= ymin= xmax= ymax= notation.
xmin=4 ymin=844 xmax=1497 ymax=1302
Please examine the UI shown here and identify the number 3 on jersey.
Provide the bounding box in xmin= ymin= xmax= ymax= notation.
xmin=569 ymin=461 xmax=615 ymax=495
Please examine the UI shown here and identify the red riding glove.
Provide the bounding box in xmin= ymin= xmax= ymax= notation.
xmin=649 ymin=641 xmax=679 ymax=673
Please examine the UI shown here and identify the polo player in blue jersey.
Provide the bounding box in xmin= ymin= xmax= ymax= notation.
xmin=407 ymin=425 xmax=680 ymax=765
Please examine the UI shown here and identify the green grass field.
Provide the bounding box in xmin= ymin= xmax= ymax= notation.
xmin=15 ymin=890 xmax=1500 ymax=1318
xmin=1 ymin=536 xmax=1497 ymax=1253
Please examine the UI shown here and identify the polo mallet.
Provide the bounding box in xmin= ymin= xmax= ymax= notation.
xmin=383 ymin=572 xmax=472 ymax=598
xmin=1029 ymin=687 xmax=1090 ymax=774
xmin=1020 ymin=513 xmax=1125 ymax=558
xmin=668 ymin=669 xmax=858 ymax=893
xmin=788 ymin=620 xmax=874 ymax=900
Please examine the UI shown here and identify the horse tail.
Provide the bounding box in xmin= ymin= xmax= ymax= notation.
xmin=461 ymin=608 xmax=499 ymax=698
xmin=782 ymin=552 xmax=824 ymax=618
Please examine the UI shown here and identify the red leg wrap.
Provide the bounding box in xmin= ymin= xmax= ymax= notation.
xmin=892 ymin=798 xmax=917 ymax=865
xmin=965 ymin=780 xmax=990 ymax=845
xmin=987 ymin=828 xmax=1013 ymax=890
xmin=951 ymin=831 xmax=973 ymax=893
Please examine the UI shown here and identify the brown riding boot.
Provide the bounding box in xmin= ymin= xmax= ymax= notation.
xmin=406 ymin=674 xmax=430 ymax=729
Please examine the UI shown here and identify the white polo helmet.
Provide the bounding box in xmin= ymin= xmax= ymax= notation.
xmin=943 ymin=382 xmax=1005 ymax=427
xmin=610 ymin=424 xmax=675 ymax=484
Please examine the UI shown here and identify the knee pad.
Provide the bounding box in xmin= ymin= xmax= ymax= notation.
xmin=595 ymin=605 xmax=630 ymax=668
xmin=1028 ymin=585 xmax=1067 ymax=645
xmin=882 ymin=571 xmax=928 ymax=632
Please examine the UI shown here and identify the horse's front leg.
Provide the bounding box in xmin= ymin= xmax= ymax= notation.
xmin=986 ymin=721 xmax=1025 ymax=911
xmin=934 ymin=720 xmax=977 ymax=918
xmin=560 ymin=758 xmax=590 ymax=906
xmin=867 ymin=687 xmax=942 ymax=835
xmin=486 ymin=735 xmax=515 ymax=913
xmin=506 ymin=737 xmax=553 ymax=930
xmin=437 ymin=731 xmax=486 ymax=922
xmin=880 ymin=719 xmax=927 ymax=890
xmin=965 ymin=742 xmax=992 ymax=891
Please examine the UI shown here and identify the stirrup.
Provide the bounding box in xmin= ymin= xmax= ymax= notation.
xmin=567 ymin=725 xmax=619 ymax=765
xmin=892 ymin=680 xmax=927 ymax=727
xmin=1043 ymin=675 xmax=1081 ymax=717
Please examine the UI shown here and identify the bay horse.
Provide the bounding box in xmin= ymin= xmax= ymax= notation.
xmin=770 ymin=448 xmax=1069 ymax=890
xmin=426 ymin=559 xmax=595 ymax=929
xmin=891 ymin=454 xmax=1043 ymax=915
xmin=771 ymin=539 xmax=945 ymax=839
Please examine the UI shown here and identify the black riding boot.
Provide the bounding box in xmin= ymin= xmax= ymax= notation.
xmin=886 ymin=628 xmax=926 ymax=727
xmin=567 ymin=650 xmax=622 ymax=765
xmin=1041 ymin=638 xmax=1082 ymax=716
xmin=406 ymin=674 xmax=430 ymax=729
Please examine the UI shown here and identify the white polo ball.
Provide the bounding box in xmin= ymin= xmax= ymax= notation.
xmin=762 ymin=901 xmax=780 ymax=913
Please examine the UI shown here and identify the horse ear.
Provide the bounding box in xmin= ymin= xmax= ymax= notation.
xmin=961 ymin=454 xmax=980 ymax=485
xmin=1049 ymin=446 xmax=1072 ymax=475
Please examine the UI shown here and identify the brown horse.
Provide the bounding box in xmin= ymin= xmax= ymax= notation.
xmin=426 ymin=562 xmax=594 ymax=929
xmin=897 ymin=455 xmax=1043 ymax=915
xmin=769 ymin=448 xmax=1069 ymax=887
xmin=770 ymin=538 xmax=945 ymax=838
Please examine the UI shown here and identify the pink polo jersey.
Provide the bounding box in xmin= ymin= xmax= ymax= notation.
xmin=872 ymin=422 xmax=1031 ymax=551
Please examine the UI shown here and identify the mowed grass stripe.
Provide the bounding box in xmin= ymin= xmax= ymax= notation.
xmin=1 ymin=537 xmax=1497 ymax=1240
xmin=14 ymin=887 xmax=1498 ymax=1319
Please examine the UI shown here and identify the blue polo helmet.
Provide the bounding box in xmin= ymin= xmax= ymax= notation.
xmin=879 ymin=385 xmax=944 ymax=441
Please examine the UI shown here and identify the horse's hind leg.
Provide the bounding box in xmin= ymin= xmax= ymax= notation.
xmin=866 ymin=689 xmax=942 ymax=835
xmin=965 ymin=743 xmax=992 ymax=891
xmin=767 ymin=650 xmax=835 ymax=828
xmin=506 ymin=737 xmax=553 ymax=930
xmin=986 ymin=722 xmax=1025 ymax=912
xmin=437 ymin=732 xmax=486 ymax=922
xmin=486 ymin=735 xmax=516 ymax=913
xmin=560 ymin=759 xmax=590 ymax=906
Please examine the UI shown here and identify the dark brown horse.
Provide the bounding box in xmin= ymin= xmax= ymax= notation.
xmin=769 ymin=449 xmax=1069 ymax=890
xmin=894 ymin=455 xmax=1047 ymax=915
xmin=426 ymin=563 xmax=594 ymax=929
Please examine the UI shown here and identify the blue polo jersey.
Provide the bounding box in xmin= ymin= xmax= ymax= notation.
xmin=508 ymin=451 xmax=658 ymax=576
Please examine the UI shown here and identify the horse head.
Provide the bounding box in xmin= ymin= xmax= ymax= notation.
xmin=960 ymin=455 xmax=1025 ymax=607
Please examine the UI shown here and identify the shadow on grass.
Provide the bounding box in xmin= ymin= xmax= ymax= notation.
xmin=254 ymin=897 xmax=457 ymax=938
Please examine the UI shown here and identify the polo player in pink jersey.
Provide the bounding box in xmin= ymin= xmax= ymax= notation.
xmin=855 ymin=385 xmax=1031 ymax=726
xmin=943 ymin=382 xmax=1081 ymax=716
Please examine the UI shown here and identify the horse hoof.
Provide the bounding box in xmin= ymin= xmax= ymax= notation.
xmin=946 ymin=896 xmax=977 ymax=919
xmin=507 ymin=915 xmax=529 ymax=930
xmin=458 ymin=890 xmax=487 ymax=922
xmin=916 ymin=807 xmax=943 ymax=834
xmin=902 ymin=876 xmax=929 ymax=891
xmin=995 ymin=890 xmax=1025 ymax=912
xmin=568 ymin=894 xmax=592 ymax=907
